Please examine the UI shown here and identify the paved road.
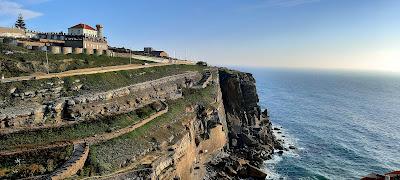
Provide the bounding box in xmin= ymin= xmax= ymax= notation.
xmin=0 ymin=61 xmax=194 ymax=83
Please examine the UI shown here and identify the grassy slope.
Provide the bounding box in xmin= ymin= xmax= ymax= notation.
xmin=0 ymin=43 xmax=151 ymax=77
xmin=0 ymin=106 xmax=158 ymax=151
xmin=0 ymin=65 xmax=205 ymax=106
xmin=0 ymin=145 xmax=74 ymax=179
xmin=62 ymin=64 xmax=206 ymax=95
xmin=87 ymin=83 xmax=217 ymax=175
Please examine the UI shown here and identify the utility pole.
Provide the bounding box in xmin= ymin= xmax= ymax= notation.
xmin=129 ymin=48 xmax=132 ymax=64
xmin=45 ymin=49 xmax=49 ymax=74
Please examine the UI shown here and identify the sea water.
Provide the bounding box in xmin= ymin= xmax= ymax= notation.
xmin=239 ymin=68 xmax=400 ymax=179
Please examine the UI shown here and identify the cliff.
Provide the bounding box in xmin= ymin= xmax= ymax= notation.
xmin=219 ymin=68 xmax=278 ymax=161
xmin=0 ymin=64 xmax=278 ymax=179
xmin=202 ymin=68 xmax=279 ymax=179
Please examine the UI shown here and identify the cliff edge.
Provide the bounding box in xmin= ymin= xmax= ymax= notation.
xmin=204 ymin=68 xmax=280 ymax=179
xmin=0 ymin=64 xmax=279 ymax=179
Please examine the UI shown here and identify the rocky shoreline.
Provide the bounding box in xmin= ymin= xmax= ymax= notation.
xmin=204 ymin=68 xmax=282 ymax=179
xmin=0 ymin=65 xmax=285 ymax=179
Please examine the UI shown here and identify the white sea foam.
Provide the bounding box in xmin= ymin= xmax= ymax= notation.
xmin=263 ymin=124 xmax=301 ymax=180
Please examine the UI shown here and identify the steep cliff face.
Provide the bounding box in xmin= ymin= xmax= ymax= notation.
xmin=0 ymin=65 xmax=279 ymax=180
xmin=94 ymin=69 xmax=228 ymax=180
xmin=203 ymin=68 xmax=279 ymax=179
xmin=87 ymin=68 xmax=279 ymax=180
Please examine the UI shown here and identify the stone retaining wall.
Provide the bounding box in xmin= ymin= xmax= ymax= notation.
xmin=113 ymin=52 xmax=169 ymax=63
xmin=73 ymin=47 xmax=83 ymax=54
xmin=48 ymin=143 xmax=89 ymax=180
xmin=62 ymin=47 xmax=72 ymax=54
xmin=65 ymin=71 xmax=201 ymax=121
xmin=49 ymin=46 xmax=61 ymax=54
xmin=0 ymin=72 xmax=202 ymax=129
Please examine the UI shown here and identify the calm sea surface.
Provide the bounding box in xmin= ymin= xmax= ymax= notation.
xmin=237 ymin=68 xmax=400 ymax=179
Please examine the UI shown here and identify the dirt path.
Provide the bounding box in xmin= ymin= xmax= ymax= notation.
xmin=75 ymin=102 xmax=168 ymax=145
xmin=0 ymin=61 xmax=194 ymax=83
xmin=48 ymin=143 xmax=90 ymax=180
xmin=0 ymin=141 xmax=73 ymax=156
xmin=0 ymin=102 xmax=168 ymax=156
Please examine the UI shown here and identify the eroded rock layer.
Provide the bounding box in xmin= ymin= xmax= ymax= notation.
xmin=0 ymin=72 xmax=201 ymax=129
xmin=204 ymin=68 xmax=279 ymax=179
xmin=0 ymin=66 xmax=279 ymax=180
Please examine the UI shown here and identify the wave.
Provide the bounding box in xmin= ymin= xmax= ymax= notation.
xmin=263 ymin=124 xmax=300 ymax=180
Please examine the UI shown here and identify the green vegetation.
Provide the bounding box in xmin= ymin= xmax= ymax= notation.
xmin=0 ymin=104 xmax=158 ymax=151
xmin=0 ymin=77 xmax=51 ymax=105
xmin=87 ymin=84 xmax=217 ymax=175
xmin=15 ymin=14 xmax=26 ymax=30
xmin=62 ymin=64 xmax=206 ymax=95
xmin=0 ymin=43 xmax=151 ymax=77
xmin=0 ymin=64 xmax=206 ymax=107
xmin=0 ymin=145 xmax=73 ymax=179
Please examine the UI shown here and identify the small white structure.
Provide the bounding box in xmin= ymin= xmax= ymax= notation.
xmin=68 ymin=24 xmax=98 ymax=37
xmin=0 ymin=27 xmax=26 ymax=38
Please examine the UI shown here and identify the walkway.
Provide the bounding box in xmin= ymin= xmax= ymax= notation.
xmin=0 ymin=61 xmax=194 ymax=83
xmin=75 ymin=101 xmax=168 ymax=145
xmin=1 ymin=101 xmax=169 ymax=180
xmin=0 ymin=101 xmax=168 ymax=155
xmin=46 ymin=101 xmax=168 ymax=179
xmin=47 ymin=143 xmax=90 ymax=180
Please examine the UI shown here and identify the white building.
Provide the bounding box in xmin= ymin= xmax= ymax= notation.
xmin=0 ymin=27 xmax=26 ymax=38
xmin=68 ymin=24 xmax=98 ymax=37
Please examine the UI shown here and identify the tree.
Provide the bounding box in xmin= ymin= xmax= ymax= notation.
xmin=15 ymin=14 xmax=26 ymax=29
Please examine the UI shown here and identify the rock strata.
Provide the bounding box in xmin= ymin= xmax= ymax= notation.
xmin=205 ymin=68 xmax=281 ymax=179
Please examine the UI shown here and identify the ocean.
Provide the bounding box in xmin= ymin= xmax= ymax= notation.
xmin=239 ymin=68 xmax=400 ymax=179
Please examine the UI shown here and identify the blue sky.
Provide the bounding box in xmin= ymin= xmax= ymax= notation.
xmin=1 ymin=0 xmax=399 ymax=72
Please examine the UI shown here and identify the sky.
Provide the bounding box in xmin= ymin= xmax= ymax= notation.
xmin=0 ymin=0 xmax=399 ymax=72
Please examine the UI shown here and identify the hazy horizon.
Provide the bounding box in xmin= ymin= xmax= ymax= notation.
xmin=1 ymin=0 xmax=399 ymax=72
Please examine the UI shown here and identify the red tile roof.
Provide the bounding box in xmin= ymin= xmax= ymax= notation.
xmin=385 ymin=171 xmax=400 ymax=175
xmin=69 ymin=24 xmax=96 ymax=31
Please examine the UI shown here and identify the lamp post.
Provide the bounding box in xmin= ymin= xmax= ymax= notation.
xmin=129 ymin=48 xmax=132 ymax=64
xmin=45 ymin=48 xmax=49 ymax=74
xmin=185 ymin=49 xmax=187 ymax=60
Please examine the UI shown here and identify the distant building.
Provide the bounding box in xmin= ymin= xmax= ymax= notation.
xmin=361 ymin=173 xmax=385 ymax=180
xmin=361 ymin=171 xmax=400 ymax=180
xmin=68 ymin=24 xmax=98 ymax=37
xmin=64 ymin=23 xmax=108 ymax=53
xmin=385 ymin=171 xmax=400 ymax=180
xmin=0 ymin=27 xmax=26 ymax=39
xmin=134 ymin=47 xmax=169 ymax=57
xmin=0 ymin=22 xmax=114 ymax=56
xmin=36 ymin=32 xmax=66 ymax=41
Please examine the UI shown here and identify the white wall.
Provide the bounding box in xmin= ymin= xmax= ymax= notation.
xmin=68 ymin=28 xmax=97 ymax=37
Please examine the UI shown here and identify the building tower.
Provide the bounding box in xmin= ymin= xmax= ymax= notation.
xmin=96 ymin=24 xmax=103 ymax=38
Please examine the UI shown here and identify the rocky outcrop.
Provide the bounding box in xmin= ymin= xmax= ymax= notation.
xmin=96 ymin=69 xmax=228 ymax=180
xmin=204 ymin=68 xmax=280 ymax=179
xmin=98 ymin=68 xmax=279 ymax=180
xmin=193 ymin=70 xmax=212 ymax=89
xmin=0 ymin=72 xmax=202 ymax=130
xmin=0 ymin=65 xmax=280 ymax=180
xmin=64 ymin=71 xmax=201 ymax=121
